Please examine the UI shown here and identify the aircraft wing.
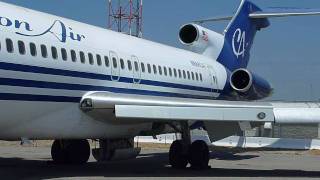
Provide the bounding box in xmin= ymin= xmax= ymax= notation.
xmin=80 ymin=92 xmax=320 ymax=124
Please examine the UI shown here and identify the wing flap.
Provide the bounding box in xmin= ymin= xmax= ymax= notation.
xmin=115 ymin=105 xmax=274 ymax=122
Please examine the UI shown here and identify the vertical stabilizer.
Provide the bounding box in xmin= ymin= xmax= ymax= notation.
xmin=217 ymin=0 xmax=269 ymax=71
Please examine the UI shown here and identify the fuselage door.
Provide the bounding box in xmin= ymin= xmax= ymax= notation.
xmin=110 ymin=51 xmax=120 ymax=81
xmin=131 ymin=55 xmax=141 ymax=84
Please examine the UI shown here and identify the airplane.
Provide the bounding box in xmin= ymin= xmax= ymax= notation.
xmin=0 ymin=0 xmax=320 ymax=170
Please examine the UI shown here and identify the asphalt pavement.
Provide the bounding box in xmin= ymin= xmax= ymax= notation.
xmin=0 ymin=144 xmax=319 ymax=180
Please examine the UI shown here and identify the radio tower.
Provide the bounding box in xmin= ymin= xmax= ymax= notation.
xmin=108 ymin=0 xmax=143 ymax=38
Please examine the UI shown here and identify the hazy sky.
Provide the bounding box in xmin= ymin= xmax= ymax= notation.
xmin=1 ymin=0 xmax=320 ymax=101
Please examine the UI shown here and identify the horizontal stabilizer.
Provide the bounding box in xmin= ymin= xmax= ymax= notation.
xmin=194 ymin=8 xmax=320 ymax=23
xmin=250 ymin=8 xmax=320 ymax=18
xmin=193 ymin=15 xmax=233 ymax=24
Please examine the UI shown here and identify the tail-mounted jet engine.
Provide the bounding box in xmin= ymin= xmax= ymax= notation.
xmin=179 ymin=23 xmax=224 ymax=57
xmin=230 ymin=69 xmax=272 ymax=100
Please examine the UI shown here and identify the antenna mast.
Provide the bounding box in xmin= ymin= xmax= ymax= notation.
xmin=108 ymin=0 xmax=143 ymax=38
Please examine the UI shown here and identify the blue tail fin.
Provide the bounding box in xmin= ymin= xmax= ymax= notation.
xmin=217 ymin=0 xmax=270 ymax=71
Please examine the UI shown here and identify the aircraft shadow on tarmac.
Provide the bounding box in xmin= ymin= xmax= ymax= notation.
xmin=211 ymin=151 xmax=259 ymax=161
xmin=0 ymin=152 xmax=319 ymax=179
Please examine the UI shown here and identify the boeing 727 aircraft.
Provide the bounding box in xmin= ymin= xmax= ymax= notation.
xmin=0 ymin=0 xmax=320 ymax=169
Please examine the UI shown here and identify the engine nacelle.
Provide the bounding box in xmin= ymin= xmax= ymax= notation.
xmin=230 ymin=69 xmax=272 ymax=100
xmin=179 ymin=23 xmax=224 ymax=57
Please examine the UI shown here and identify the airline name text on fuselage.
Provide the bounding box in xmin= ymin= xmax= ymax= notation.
xmin=0 ymin=16 xmax=85 ymax=43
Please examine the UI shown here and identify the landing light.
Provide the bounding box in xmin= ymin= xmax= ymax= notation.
xmin=81 ymin=98 xmax=93 ymax=108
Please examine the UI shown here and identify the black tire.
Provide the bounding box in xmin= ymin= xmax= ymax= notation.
xmin=188 ymin=140 xmax=209 ymax=170
xmin=51 ymin=140 xmax=67 ymax=164
xmin=51 ymin=140 xmax=90 ymax=164
xmin=169 ymin=140 xmax=188 ymax=169
xmin=65 ymin=140 xmax=91 ymax=164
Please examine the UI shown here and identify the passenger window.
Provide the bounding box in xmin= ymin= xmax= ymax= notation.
xmin=112 ymin=57 xmax=117 ymax=68
xmin=104 ymin=56 xmax=109 ymax=67
xmin=178 ymin=70 xmax=182 ymax=78
xmin=6 ymin=38 xmax=13 ymax=53
xmin=163 ymin=67 xmax=167 ymax=76
xmin=153 ymin=65 xmax=157 ymax=74
xmin=141 ymin=63 xmax=145 ymax=72
xmin=71 ymin=50 xmax=77 ymax=62
xmin=196 ymin=73 xmax=199 ymax=81
xmin=51 ymin=46 xmax=58 ymax=59
xmin=41 ymin=44 xmax=48 ymax=58
xmin=120 ymin=59 xmax=125 ymax=69
xmin=134 ymin=61 xmax=139 ymax=71
xmin=147 ymin=64 xmax=151 ymax=73
xmin=30 ymin=43 xmax=37 ymax=56
xmin=61 ymin=48 xmax=68 ymax=61
xmin=18 ymin=40 xmax=26 ymax=55
xmin=200 ymin=74 xmax=203 ymax=81
xmin=187 ymin=71 xmax=191 ymax=80
xmin=169 ymin=68 xmax=172 ymax=77
xmin=80 ymin=51 xmax=85 ymax=63
xmin=183 ymin=70 xmax=186 ymax=79
xmin=88 ymin=53 xmax=94 ymax=65
xmin=128 ymin=60 xmax=132 ymax=70
xmin=191 ymin=72 xmax=195 ymax=80
xmin=158 ymin=66 xmax=162 ymax=75
xmin=174 ymin=68 xmax=177 ymax=77
xmin=96 ymin=55 xmax=102 ymax=66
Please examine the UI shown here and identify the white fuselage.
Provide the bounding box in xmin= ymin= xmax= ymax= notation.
xmin=0 ymin=2 xmax=228 ymax=140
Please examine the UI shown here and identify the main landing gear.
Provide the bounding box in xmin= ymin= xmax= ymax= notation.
xmin=51 ymin=139 xmax=91 ymax=164
xmin=169 ymin=122 xmax=210 ymax=170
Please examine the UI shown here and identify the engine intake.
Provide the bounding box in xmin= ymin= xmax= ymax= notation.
xmin=230 ymin=69 xmax=252 ymax=93
xmin=179 ymin=24 xmax=199 ymax=45
xmin=230 ymin=69 xmax=272 ymax=100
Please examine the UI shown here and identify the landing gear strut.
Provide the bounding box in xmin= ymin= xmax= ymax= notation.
xmin=51 ymin=139 xmax=90 ymax=164
xmin=169 ymin=122 xmax=210 ymax=169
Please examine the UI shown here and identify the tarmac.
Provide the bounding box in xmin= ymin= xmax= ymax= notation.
xmin=0 ymin=142 xmax=320 ymax=180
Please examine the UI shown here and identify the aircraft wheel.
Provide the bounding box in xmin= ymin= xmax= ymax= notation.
xmin=51 ymin=140 xmax=90 ymax=164
xmin=169 ymin=140 xmax=188 ymax=169
xmin=188 ymin=140 xmax=210 ymax=170
xmin=66 ymin=140 xmax=91 ymax=164
xmin=51 ymin=140 xmax=67 ymax=164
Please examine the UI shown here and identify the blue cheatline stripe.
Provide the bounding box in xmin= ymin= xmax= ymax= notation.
xmin=0 ymin=77 xmax=214 ymax=102
xmin=0 ymin=61 xmax=219 ymax=93
xmin=0 ymin=93 xmax=81 ymax=102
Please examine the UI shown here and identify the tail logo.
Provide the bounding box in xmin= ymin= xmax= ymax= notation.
xmin=232 ymin=28 xmax=246 ymax=59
